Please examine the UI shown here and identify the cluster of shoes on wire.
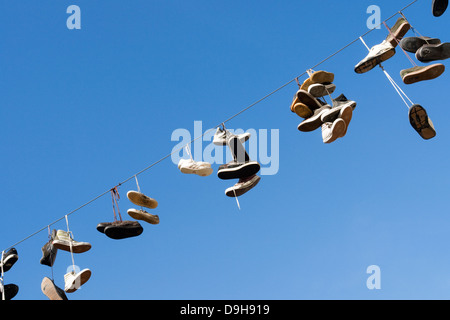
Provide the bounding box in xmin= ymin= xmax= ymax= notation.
xmin=177 ymin=127 xmax=261 ymax=199
xmin=290 ymin=70 xmax=357 ymax=144
xmin=354 ymin=13 xmax=449 ymax=140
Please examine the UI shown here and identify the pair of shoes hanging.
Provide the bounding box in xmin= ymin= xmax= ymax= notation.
xmin=432 ymin=0 xmax=448 ymax=17
xmin=41 ymin=277 xmax=68 ymax=300
xmin=127 ymin=189 xmax=160 ymax=226
xmin=0 ymin=248 xmax=19 ymax=300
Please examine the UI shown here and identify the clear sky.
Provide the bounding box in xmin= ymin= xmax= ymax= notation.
xmin=1 ymin=0 xmax=450 ymax=300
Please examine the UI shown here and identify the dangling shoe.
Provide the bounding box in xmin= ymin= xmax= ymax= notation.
xmin=104 ymin=220 xmax=144 ymax=240
xmin=217 ymin=160 xmax=261 ymax=180
xmin=408 ymin=104 xmax=436 ymax=140
xmin=400 ymin=64 xmax=445 ymax=84
xmin=385 ymin=17 xmax=411 ymax=47
xmin=64 ymin=268 xmax=91 ymax=293
xmin=41 ymin=277 xmax=68 ymax=300
xmin=127 ymin=190 xmax=158 ymax=209
xmin=415 ymin=43 xmax=450 ymax=62
xmin=212 ymin=128 xmax=250 ymax=146
xmin=127 ymin=208 xmax=160 ymax=225
xmin=400 ymin=36 xmax=441 ymax=53
xmin=432 ymin=0 xmax=448 ymax=16
xmin=178 ymin=158 xmax=213 ymax=177
xmin=0 ymin=248 xmax=18 ymax=272
xmin=40 ymin=230 xmax=58 ymax=267
xmin=321 ymin=94 xmax=356 ymax=123
xmin=0 ymin=284 xmax=19 ymax=300
xmin=297 ymin=105 xmax=331 ymax=132
xmin=308 ymin=83 xmax=336 ymax=98
xmin=355 ymin=40 xmax=396 ymax=74
xmin=290 ymin=91 xmax=313 ymax=118
xmin=321 ymin=119 xmax=346 ymax=144
xmin=225 ymin=175 xmax=261 ymax=197
xmin=52 ymin=230 xmax=91 ymax=254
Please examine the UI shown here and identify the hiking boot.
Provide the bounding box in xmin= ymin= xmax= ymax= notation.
xmin=355 ymin=40 xmax=396 ymax=74
xmin=52 ymin=230 xmax=91 ymax=254
xmin=321 ymin=119 xmax=346 ymax=144
xmin=321 ymin=94 xmax=356 ymax=123
xmin=432 ymin=0 xmax=448 ymax=16
xmin=225 ymin=174 xmax=261 ymax=197
xmin=308 ymin=83 xmax=336 ymax=98
xmin=41 ymin=277 xmax=68 ymax=300
xmin=416 ymin=43 xmax=450 ymax=62
xmin=178 ymin=158 xmax=213 ymax=177
xmin=64 ymin=268 xmax=91 ymax=293
xmin=0 ymin=284 xmax=18 ymax=300
xmin=213 ymin=128 xmax=250 ymax=146
xmin=297 ymin=105 xmax=331 ymax=132
xmin=0 ymin=248 xmax=18 ymax=273
xmin=217 ymin=160 xmax=261 ymax=180
xmin=400 ymin=36 xmax=441 ymax=53
xmin=40 ymin=230 xmax=58 ymax=267
xmin=385 ymin=17 xmax=411 ymax=47
xmin=400 ymin=64 xmax=445 ymax=84
xmin=104 ymin=220 xmax=144 ymax=240
xmin=127 ymin=190 xmax=158 ymax=209
xmin=127 ymin=208 xmax=160 ymax=225
xmin=408 ymin=104 xmax=436 ymax=140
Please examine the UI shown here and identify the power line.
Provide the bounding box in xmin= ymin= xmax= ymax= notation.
xmin=1 ymin=0 xmax=419 ymax=253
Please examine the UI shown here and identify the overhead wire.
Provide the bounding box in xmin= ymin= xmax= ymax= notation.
xmin=1 ymin=0 xmax=419 ymax=253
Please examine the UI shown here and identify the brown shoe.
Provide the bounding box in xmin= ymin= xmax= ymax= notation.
xmin=408 ymin=104 xmax=436 ymax=140
xmin=386 ymin=17 xmax=411 ymax=47
xmin=400 ymin=64 xmax=445 ymax=84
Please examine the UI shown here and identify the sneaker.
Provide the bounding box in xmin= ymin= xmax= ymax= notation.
xmin=296 ymin=89 xmax=323 ymax=111
xmin=64 ymin=269 xmax=91 ymax=293
xmin=338 ymin=105 xmax=354 ymax=138
xmin=178 ymin=158 xmax=213 ymax=177
xmin=355 ymin=40 xmax=396 ymax=74
xmin=0 ymin=284 xmax=19 ymax=300
xmin=416 ymin=43 xmax=450 ymax=62
xmin=213 ymin=128 xmax=251 ymax=146
xmin=308 ymin=83 xmax=336 ymax=98
xmin=96 ymin=222 xmax=113 ymax=234
xmin=40 ymin=230 xmax=58 ymax=267
xmin=309 ymin=70 xmax=335 ymax=84
xmin=0 ymin=248 xmax=18 ymax=273
xmin=52 ymin=230 xmax=91 ymax=254
xmin=400 ymin=64 xmax=445 ymax=84
xmin=432 ymin=0 xmax=448 ymax=16
xmin=104 ymin=220 xmax=144 ymax=240
xmin=128 ymin=208 xmax=160 ymax=225
xmin=225 ymin=175 xmax=261 ymax=197
xmin=408 ymin=104 xmax=436 ymax=140
xmin=321 ymin=119 xmax=346 ymax=144
xmin=217 ymin=160 xmax=261 ymax=180
xmin=41 ymin=277 xmax=68 ymax=300
xmin=385 ymin=17 xmax=411 ymax=47
xmin=297 ymin=105 xmax=331 ymax=132
xmin=321 ymin=94 xmax=356 ymax=123
xmin=127 ymin=190 xmax=158 ymax=209
xmin=400 ymin=36 xmax=441 ymax=53
xmin=290 ymin=92 xmax=313 ymax=118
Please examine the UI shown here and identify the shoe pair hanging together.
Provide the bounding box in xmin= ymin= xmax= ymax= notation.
xmin=0 ymin=248 xmax=19 ymax=300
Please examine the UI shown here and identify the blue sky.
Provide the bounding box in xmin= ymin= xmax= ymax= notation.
xmin=1 ymin=0 xmax=450 ymax=300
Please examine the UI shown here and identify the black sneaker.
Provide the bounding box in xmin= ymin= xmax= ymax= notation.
xmin=409 ymin=104 xmax=436 ymax=140
xmin=96 ymin=222 xmax=113 ymax=234
xmin=432 ymin=0 xmax=448 ymax=16
xmin=104 ymin=221 xmax=144 ymax=240
xmin=217 ymin=161 xmax=261 ymax=180
xmin=416 ymin=43 xmax=450 ymax=62
xmin=0 ymin=248 xmax=18 ymax=273
xmin=40 ymin=230 xmax=58 ymax=267
xmin=0 ymin=284 xmax=19 ymax=300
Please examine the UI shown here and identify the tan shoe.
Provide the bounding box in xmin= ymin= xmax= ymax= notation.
xmin=52 ymin=230 xmax=91 ymax=254
xmin=128 ymin=208 xmax=160 ymax=225
xmin=400 ymin=63 xmax=445 ymax=84
xmin=41 ymin=277 xmax=68 ymax=300
xmin=386 ymin=17 xmax=411 ymax=47
xmin=127 ymin=190 xmax=158 ymax=209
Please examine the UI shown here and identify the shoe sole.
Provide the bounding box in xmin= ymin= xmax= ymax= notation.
xmin=308 ymin=83 xmax=336 ymax=97
xmin=217 ymin=162 xmax=261 ymax=180
xmin=400 ymin=37 xmax=441 ymax=53
xmin=298 ymin=108 xmax=330 ymax=132
xmin=324 ymin=119 xmax=346 ymax=144
xmin=310 ymin=71 xmax=335 ymax=84
xmin=52 ymin=240 xmax=91 ymax=254
xmin=432 ymin=0 xmax=448 ymax=16
xmin=292 ymin=102 xmax=313 ymax=118
xmin=104 ymin=223 xmax=144 ymax=240
xmin=225 ymin=176 xmax=261 ymax=197
xmin=127 ymin=191 xmax=158 ymax=209
xmin=128 ymin=209 xmax=160 ymax=225
xmin=409 ymin=105 xmax=436 ymax=140
xmin=1 ymin=254 xmax=18 ymax=272
xmin=296 ymin=90 xmax=322 ymax=110
xmin=41 ymin=277 xmax=65 ymax=300
xmin=387 ymin=20 xmax=411 ymax=47
xmin=180 ymin=166 xmax=213 ymax=176
xmin=416 ymin=43 xmax=450 ymax=62
xmin=355 ymin=47 xmax=396 ymax=74
xmin=402 ymin=64 xmax=445 ymax=84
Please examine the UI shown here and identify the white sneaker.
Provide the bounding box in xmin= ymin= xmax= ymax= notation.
xmin=178 ymin=158 xmax=213 ymax=177
xmin=321 ymin=119 xmax=346 ymax=144
xmin=225 ymin=175 xmax=261 ymax=197
xmin=355 ymin=40 xmax=396 ymax=74
xmin=213 ymin=128 xmax=251 ymax=146
xmin=64 ymin=268 xmax=91 ymax=293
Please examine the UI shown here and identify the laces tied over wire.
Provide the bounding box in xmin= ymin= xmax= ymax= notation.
xmin=111 ymin=186 xmax=122 ymax=223
xmin=1 ymin=251 xmax=5 ymax=301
